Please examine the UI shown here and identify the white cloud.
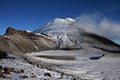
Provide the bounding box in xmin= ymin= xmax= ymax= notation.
xmin=75 ymin=13 xmax=120 ymax=41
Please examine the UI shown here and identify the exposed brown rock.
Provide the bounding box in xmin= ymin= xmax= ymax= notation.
xmin=3 ymin=67 xmax=11 ymax=74
xmin=0 ymin=51 xmax=7 ymax=59
xmin=5 ymin=27 xmax=18 ymax=36
xmin=18 ymin=69 xmax=24 ymax=73
xmin=0 ymin=27 xmax=57 ymax=56
xmin=10 ymin=68 xmax=14 ymax=72
xmin=0 ymin=36 xmax=9 ymax=58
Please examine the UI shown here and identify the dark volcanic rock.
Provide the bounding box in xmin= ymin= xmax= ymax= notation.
xmin=0 ymin=51 xmax=7 ymax=59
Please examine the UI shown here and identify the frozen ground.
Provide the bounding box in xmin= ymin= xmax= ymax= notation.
xmin=1 ymin=49 xmax=120 ymax=80
xmin=26 ymin=49 xmax=120 ymax=80
xmin=0 ymin=54 xmax=75 ymax=80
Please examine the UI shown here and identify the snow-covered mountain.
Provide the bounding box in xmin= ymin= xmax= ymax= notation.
xmin=34 ymin=18 xmax=77 ymax=35
xmin=34 ymin=18 xmax=84 ymax=49
xmin=34 ymin=18 xmax=120 ymax=52
xmin=0 ymin=18 xmax=120 ymax=80
xmin=33 ymin=18 xmax=120 ymax=79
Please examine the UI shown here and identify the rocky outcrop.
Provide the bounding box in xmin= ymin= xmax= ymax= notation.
xmin=0 ymin=36 xmax=9 ymax=52
xmin=0 ymin=36 xmax=9 ymax=58
xmin=0 ymin=27 xmax=57 ymax=56
xmin=0 ymin=51 xmax=7 ymax=59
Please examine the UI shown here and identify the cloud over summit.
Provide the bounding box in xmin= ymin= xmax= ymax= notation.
xmin=75 ymin=13 xmax=120 ymax=42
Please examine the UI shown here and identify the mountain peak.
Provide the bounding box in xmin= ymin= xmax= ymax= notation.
xmin=47 ymin=18 xmax=76 ymax=26
xmin=5 ymin=27 xmax=17 ymax=35
xmin=65 ymin=18 xmax=76 ymax=22
xmin=34 ymin=18 xmax=78 ymax=34
xmin=54 ymin=18 xmax=76 ymax=22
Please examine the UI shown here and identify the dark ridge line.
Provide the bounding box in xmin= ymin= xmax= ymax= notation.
xmin=93 ymin=46 xmax=120 ymax=53
xmin=85 ymin=32 xmax=120 ymax=47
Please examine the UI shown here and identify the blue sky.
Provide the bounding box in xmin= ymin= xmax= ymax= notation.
xmin=0 ymin=0 xmax=120 ymax=43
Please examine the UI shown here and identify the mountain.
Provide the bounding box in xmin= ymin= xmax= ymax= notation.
xmin=34 ymin=18 xmax=120 ymax=52
xmin=0 ymin=18 xmax=120 ymax=79
xmin=33 ymin=18 xmax=120 ymax=79
xmin=0 ymin=27 xmax=57 ymax=56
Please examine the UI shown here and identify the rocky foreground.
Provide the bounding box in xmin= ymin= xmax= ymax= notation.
xmin=0 ymin=54 xmax=75 ymax=80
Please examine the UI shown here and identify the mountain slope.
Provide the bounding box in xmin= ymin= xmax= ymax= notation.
xmin=0 ymin=27 xmax=57 ymax=55
xmin=34 ymin=18 xmax=120 ymax=52
xmin=33 ymin=18 xmax=120 ymax=79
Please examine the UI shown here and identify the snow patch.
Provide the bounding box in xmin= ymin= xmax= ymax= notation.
xmin=25 ymin=30 xmax=31 ymax=33
xmin=51 ymin=18 xmax=76 ymax=25
xmin=65 ymin=18 xmax=76 ymax=22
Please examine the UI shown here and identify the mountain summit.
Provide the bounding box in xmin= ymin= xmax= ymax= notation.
xmin=50 ymin=18 xmax=76 ymax=25
xmin=34 ymin=18 xmax=77 ymax=34
xmin=34 ymin=18 xmax=120 ymax=52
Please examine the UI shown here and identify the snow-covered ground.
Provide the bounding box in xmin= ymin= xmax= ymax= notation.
xmin=1 ymin=18 xmax=120 ymax=80
xmin=0 ymin=54 xmax=75 ymax=80
xmin=26 ymin=49 xmax=120 ymax=80
xmin=1 ymin=50 xmax=120 ymax=80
